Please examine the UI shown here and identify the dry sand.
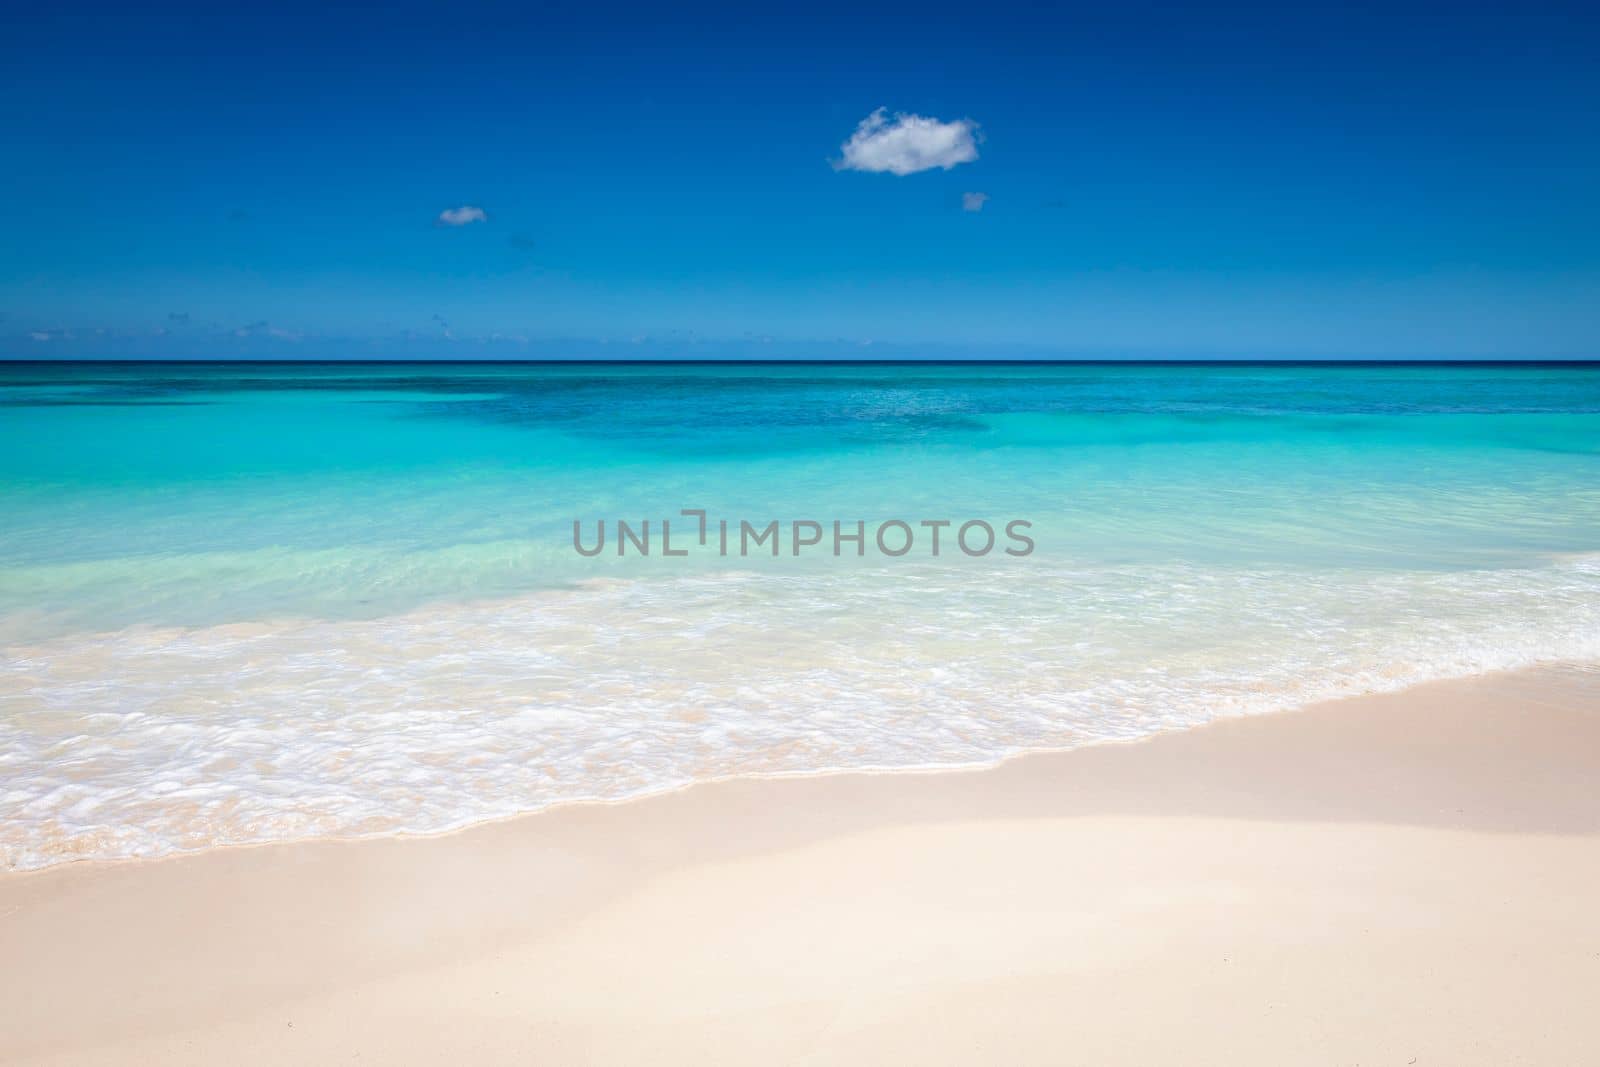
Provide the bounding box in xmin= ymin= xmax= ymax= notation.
xmin=3 ymin=664 xmax=1598 ymax=1065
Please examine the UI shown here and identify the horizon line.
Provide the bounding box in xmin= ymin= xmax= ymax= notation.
xmin=3 ymin=358 xmax=1599 ymax=368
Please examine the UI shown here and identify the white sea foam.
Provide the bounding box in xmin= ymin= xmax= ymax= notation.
xmin=4 ymin=555 xmax=1600 ymax=871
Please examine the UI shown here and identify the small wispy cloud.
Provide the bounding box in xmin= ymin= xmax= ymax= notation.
xmin=835 ymin=108 xmax=980 ymax=176
xmin=436 ymin=205 xmax=488 ymax=227
xmin=962 ymin=191 xmax=990 ymax=212
xmin=232 ymin=320 xmax=302 ymax=341
xmin=29 ymin=331 xmax=52 ymax=341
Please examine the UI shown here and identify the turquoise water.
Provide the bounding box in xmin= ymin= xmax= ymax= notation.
xmin=4 ymin=362 xmax=1600 ymax=868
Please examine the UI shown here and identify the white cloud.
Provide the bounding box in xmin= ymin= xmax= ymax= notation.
xmin=962 ymin=191 xmax=990 ymax=212
xmin=436 ymin=205 xmax=488 ymax=226
xmin=29 ymin=331 xmax=51 ymax=341
xmin=835 ymin=108 xmax=980 ymax=176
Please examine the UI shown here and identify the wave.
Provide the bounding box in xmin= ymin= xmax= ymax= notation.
xmin=4 ymin=555 xmax=1600 ymax=871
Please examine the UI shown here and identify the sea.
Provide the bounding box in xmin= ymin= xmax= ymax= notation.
xmin=3 ymin=361 xmax=1598 ymax=869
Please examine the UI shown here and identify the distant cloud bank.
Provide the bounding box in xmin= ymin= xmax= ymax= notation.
xmin=962 ymin=191 xmax=989 ymax=212
xmin=835 ymin=108 xmax=980 ymax=176
xmin=436 ymin=205 xmax=488 ymax=226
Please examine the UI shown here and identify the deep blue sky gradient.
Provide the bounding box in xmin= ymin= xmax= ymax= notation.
xmin=4 ymin=1 xmax=1598 ymax=358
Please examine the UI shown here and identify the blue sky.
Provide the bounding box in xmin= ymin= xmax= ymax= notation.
xmin=3 ymin=1 xmax=1598 ymax=359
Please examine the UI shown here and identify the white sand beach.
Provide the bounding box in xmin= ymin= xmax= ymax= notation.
xmin=3 ymin=665 xmax=1598 ymax=1065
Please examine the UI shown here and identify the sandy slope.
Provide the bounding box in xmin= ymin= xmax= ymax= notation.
xmin=3 ymin=665 xmax=1598 ymax=1065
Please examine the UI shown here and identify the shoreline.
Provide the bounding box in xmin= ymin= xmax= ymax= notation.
xmin=4 ymin=662 xmax=1599 ymax=1064
xmin=8 ymin=655 xmax=1598 ymax=877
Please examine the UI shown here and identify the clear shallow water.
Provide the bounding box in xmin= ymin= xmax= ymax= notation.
xmin=3 ymin=362 xmax=1599 ymax=869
